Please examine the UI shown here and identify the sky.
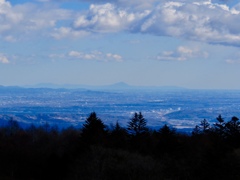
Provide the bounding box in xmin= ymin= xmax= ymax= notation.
xmin=1 ymin=0 xmax=240 ymax=89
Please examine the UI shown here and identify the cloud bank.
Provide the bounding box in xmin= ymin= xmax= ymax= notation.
xmin=156 ymin=46 xmax=208 ymax=61
xmin=0 ymin=0 xmax=72 ymax=41
xmin=69 ymin=1 xmax=240 ymax=46
xmin=68 ymin=50 xmax=123 ymax=62
xmin=49 ymin=50 xmax=123 ymax=62
xmin=1 ymin=0 xmax=240 ymax=46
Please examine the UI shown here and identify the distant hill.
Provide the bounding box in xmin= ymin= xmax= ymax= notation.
xmin=3 ymin=82 xmax=187 ymax=91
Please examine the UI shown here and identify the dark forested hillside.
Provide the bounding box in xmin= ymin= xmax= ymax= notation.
xmin=0 ymin=113 xmax=240 ymax=179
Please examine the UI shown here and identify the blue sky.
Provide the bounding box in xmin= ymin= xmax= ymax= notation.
xmin=1 ymin=0 xmax=240 ymax=89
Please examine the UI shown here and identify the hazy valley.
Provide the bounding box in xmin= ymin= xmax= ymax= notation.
xmin=0 ymin=84 xmax=239 ymax=132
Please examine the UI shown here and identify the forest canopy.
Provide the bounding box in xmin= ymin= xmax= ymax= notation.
xmin=0 ymin=112 xmax=240 ymax=180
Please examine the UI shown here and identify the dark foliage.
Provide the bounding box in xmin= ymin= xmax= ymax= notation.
xmin=213 ymin=114 xmax=226 ymax=137
xmin=0 ymin=113 xmax=240 ymax=179
xmin=108 ymin=121 xmax=128 ymax=149
xmin=155 ymin=124 xmax=178 ymax=156
xmin=81 ymin=112 xmax=107 ymax=145
xmin=127 ymin=112 xmax=148 ymax=135
xmin=192 ymin=119 xmax=210 ymax=135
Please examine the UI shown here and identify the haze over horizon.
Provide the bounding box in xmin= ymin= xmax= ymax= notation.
xmin=1 ymin=0 xmax=240 ymax=89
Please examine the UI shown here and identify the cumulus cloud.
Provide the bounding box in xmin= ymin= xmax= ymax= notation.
xmin=0 ymin=53 xmax=9 ymax=64
xmin=51 ymin=27 xmax=89 ymax=39
xmin=68 ymin=1 xmax=240 ymax=46
xmin=139 ymin=1 xmax=240 ymax=46
xmin=68 ymin=50 xmax=123 ymax=62
xmin=156 ymin=46 xmax=208 ymax=61
xmin=1 ymin=0 xmax=240 ymax=47
xmin=72 ymin=3 xmax=150 ymax=33
xmin=0 ymin=0 xmax=72 ymax=40
xmin=49 ymin=50 xmax=123 ymax=62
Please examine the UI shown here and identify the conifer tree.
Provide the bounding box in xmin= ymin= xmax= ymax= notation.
xmin=225 ymin=116 xmax=240 ymax=138
xmin=192 ymin=119 xmax=210 ymax=135
xmin=214 ymin=114 xmax=225 ymax=137
xmin=200 ymin=119 xmax=210 ymax=133
xmin=127 ymin=112 xmax=148 ymax=135
xmin=81 ymin=112 xmax=106 ymax=145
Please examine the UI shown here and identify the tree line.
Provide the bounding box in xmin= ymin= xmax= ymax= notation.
xmin=0 ymin=112 xmax=240 ymax=179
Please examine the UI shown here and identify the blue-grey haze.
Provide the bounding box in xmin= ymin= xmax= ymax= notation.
xmin=0 ymin=86 xmax=240 ymax=132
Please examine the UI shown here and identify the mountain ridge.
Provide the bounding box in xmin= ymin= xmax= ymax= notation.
xmin=1 ymin=82 xmax=187 ymax=91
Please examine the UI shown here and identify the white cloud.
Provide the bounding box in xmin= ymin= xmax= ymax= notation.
xmin=49 ymin=50 xmax=123 ymax=62
xmin=51 ymin=27 xmax=89 ymax=39
xmin=68 ymin=50 xmax=123 ymax=62
xmin=156 ymin=46 xmax=208 ymax=61
xmin=68 ymin=51 xmax=82 ymax=58
xmin=66 ymin=1 xmax=240 ymax=46
xmin=0 ymin=53 xmax=9 ymax=64
xmin=106 ymin=53 xmax=122 ymax=62
xmin=136 ymin=1 xmax=240 ymax=46
xmin=0 ymin=0 xmax=73 ymax=40
xmin=1 ymin=0 xmax=240 ymax=47
xmin=72 ymin=3 xmax=150 ymax=33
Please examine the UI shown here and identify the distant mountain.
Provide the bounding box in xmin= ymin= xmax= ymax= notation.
xmin=97 ymin=82 xmax=133 ymax=90
xmin=7 ymin=82 xmax=187 ymax=91
xmin=24 ymin=82 xmax=130 ymax=90
xmin=106 ymin=82 xmax=131 ymax=88
xmin=0 ymin=85 xmax=22 ymax=89
xmin=0 ymin=85 xmax=24 ymax=91
xmin=23 ymin=83 xmax=85 ymax=90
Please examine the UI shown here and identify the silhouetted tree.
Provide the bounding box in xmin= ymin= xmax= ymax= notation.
xmin=81 ymin=112 xmax=107 ymax=145
xmin=5 ymin=118 xmax=22 ymax=136
xmin=159 ymin=124 xmax=176 ymax=137
xmin=2 ymin=112 xmax=240 ymax=179
xmin=200 ymin=119 xmax=210 ymax=133
xmin=213 ymin=114 xmax=226 ymax=137
xmin=192 ymin=125 xmax=201 ymax=136
xmin=127 ymin=112 xmax=148 ymax=136
xmin=109 ymin=121 xmax=128 ymax=149
xmin=225 ymin=116 xmax=240 ymax=135
xmin=225 ymin=116 xmax=240 ymax=147
xmin=113 ymin=121 xmax=121 ymax=131
xmin=155 ymin=124 xmax=178 ymax=156
xmin=192 ymin=119 xmax=210 ymax=135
